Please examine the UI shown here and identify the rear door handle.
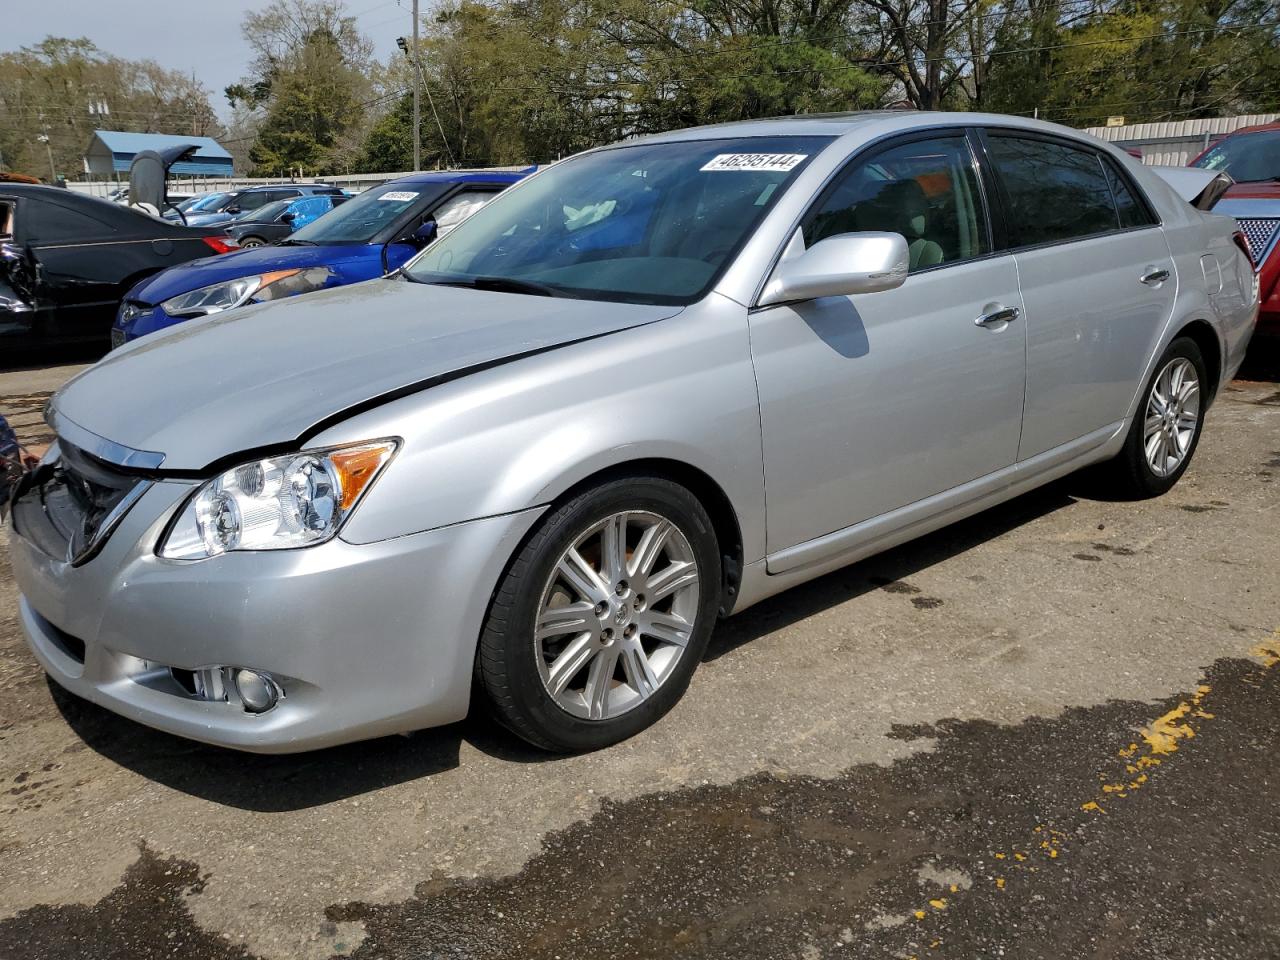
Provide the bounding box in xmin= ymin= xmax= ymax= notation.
xmin=1140 ymin=267 xmax=1171 ymax=285
xmin=975 ymin=304 xmax=1020 ymax=327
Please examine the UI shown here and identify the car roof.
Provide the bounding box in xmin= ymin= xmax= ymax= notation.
xmin=237 ymin=183 xmax=336 ymax=192
xmin=1213 ymin=120 xmax=1280 ymax=139
xmin=624 ymin=110 xmax=1118 ymax=149
xmin=631 ymin=111 xmax=898 ymax=143
xmin=388 ymin=169 xmax=530 ymax=186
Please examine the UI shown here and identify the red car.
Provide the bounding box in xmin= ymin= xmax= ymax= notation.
xmin=1192 ymin=122 xmax=1280 ymax=335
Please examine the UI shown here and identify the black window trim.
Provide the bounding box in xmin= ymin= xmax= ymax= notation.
xmin=975 ymin=126 xmax=1163 ymax=256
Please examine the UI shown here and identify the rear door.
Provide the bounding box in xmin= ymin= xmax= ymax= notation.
xmin=980 ymin=131 xmax=1175 ymax=460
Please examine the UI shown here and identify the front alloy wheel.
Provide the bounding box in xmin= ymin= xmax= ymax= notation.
xmin=478 ymin=476 xmax=721 ymax=752
xmin=536 ymin=510 xmax=700 ymax=721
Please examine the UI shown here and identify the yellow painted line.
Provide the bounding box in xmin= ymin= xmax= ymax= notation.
xmin=898 ymin=626 xmax=1280 ymax=940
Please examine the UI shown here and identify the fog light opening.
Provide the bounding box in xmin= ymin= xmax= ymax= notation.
xmin=232 ymin=669 xmax=281 ymax=714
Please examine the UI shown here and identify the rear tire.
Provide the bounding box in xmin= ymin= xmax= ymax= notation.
xmin=1095 ymin=336 xmax=1208 ymax=499
xmin=239 ymin=236 xmax=266 ymax=248
xmin=477 ymin=476 xmax=721 ymax=752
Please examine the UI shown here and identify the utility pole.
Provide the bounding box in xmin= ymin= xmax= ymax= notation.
xmin=412 ymin=0 xmax=421 ymax=171
xmin=37 ymin=133 xmax=55 ymax=183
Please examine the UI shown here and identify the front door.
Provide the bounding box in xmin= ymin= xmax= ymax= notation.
xmin=750 ymin=132 xmax=1028 ymax=554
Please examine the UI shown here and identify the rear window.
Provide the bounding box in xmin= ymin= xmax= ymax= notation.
xmin=986 ymin=135 xmax=1119 ymax=247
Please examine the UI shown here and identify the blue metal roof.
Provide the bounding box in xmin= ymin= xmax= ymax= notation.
xmin=89 ymin=130 xmax=234 ymax=176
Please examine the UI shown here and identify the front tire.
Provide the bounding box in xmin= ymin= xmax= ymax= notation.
xmin=1097 ymin=336 xmax=1208 ymax=498
xmin=477 ymin=476 xmax=721 ymax=752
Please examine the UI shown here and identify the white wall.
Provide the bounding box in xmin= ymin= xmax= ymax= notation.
xmin=67 ymin=166 xmax=533 ymax=199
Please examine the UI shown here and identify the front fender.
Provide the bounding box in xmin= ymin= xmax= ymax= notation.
xmin=317 ymin=295 xmax=767 ymax=564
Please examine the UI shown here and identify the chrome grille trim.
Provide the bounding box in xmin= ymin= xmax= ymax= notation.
xmin=47 ymin=405 xmax=165 ymax=470
xmin=1235 ymin=217 xmax=1280 ymax=262
xmin=11 ymin=440 xmax=152 ymax=566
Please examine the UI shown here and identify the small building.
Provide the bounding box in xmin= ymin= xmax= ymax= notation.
xmin=84 ymin=130 xmax=234 ymax=179
xmin=1083 ymin=113 xmax=1280 ymax=166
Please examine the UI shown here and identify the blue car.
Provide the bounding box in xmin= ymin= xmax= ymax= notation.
xmin=182 ymin=183 xmax=345 ymax=227
xmin=114 ymin=170 xmax=529 ymax=345
xmin=224 ymin=194 xmax=346 ymax=248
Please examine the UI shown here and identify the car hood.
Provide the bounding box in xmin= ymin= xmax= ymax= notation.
xmin=130 ymin=244 xmax=377 ymax=304
xmin=52 ymin=279 xmax=683 ymax=471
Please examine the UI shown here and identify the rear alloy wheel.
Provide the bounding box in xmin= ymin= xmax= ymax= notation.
xmin=478 ymin=477 xmax=721 ymax=752
xmin=1097 ymin=336 xmax=1208 ymax=498
xmin=239 ymin=236 xmax=266 ymax=248
xmin=1143 ymin=356 xmax=1201 ymax=479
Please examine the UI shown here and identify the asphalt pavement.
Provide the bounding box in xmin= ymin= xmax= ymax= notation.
xmin=0 ymin=349 xmax=1277 ymax=960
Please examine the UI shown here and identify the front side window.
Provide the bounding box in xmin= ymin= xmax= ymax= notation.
xmin=403 ymin=135 xmax=832 ymax=305
xmin=289 ymin=181 xmax=449 ymax=245
xmin=430 ymin=189 xmax=500 ymax=238
xmin=986 ymin=135 xmax=1118 ymax=247
xmin=232 ymin=191 xmax=277 ymax=213
xmin=1192 ymin=129 xmax=1280 ymax=183
xmin=803 ymin=135 xmax=990 ymax=272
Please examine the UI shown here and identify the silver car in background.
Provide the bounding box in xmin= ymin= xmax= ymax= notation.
xmin=8 ymin=112 xmax=1258 ymax=753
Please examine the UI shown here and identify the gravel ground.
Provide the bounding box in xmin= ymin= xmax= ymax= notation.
xmin=0 ymin=348 xmax=1277 ymax=960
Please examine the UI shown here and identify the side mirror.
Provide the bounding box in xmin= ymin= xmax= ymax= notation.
xmin=280 ymin=212 xmax=296 ymax=223
xmin=758 ymin=232 xmax=909 ymax=307
xmin=410 ymin=219 xmax=438 ymax=246
xmin=226 ymin=205 xmax=241 ymax=215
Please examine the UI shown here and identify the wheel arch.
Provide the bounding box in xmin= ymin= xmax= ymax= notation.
xmin=1172 ymin=318 xmax=1223 ymax=403
xmin=527 ymin=457 xmax=746 ymax=616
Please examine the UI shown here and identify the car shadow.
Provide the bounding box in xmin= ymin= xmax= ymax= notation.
xmin=0 ymin=340 xmax=106 ymax=374
xmin=1235 ymin=334 xmax=1280 ymax=383
xmin=704 ymin=478 xmax=1078 ymax=662
xmin=50 ymin=477 xmax=1083 ymax=812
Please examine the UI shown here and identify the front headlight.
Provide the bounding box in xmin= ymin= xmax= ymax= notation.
xmin=160 ymin=267 xmax=332 ymax=319
xmin=159 ymin=440 xmax=397 ymax=560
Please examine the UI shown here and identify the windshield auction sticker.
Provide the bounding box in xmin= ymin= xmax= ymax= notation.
xmin=700 ymin=154 xmax=808 ymax=173
xmin=379 ymin=191 xmax=420 ymax=201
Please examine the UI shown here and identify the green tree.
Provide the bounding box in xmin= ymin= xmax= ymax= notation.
xmin=227 ymin=0 xmax=376 ymax=176
xmin=0 ymin=37 xmax=219 ymax=180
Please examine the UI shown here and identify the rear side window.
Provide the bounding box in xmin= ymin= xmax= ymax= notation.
xmin=1104 ymin=163 xmax=1157 ymax=229
xmin=26 ymin=199 xmax=116 ymax=244
xmin=986 ymin=135 xmax=1118 ymax=247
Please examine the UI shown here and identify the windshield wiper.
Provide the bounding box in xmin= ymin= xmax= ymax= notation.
xmin=425 ymin=275 xmax=563 ymax=297
xmin=279 ymin=238 xmax=317 ymax=246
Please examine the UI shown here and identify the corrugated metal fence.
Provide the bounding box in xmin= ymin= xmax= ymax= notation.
xmin=1084 ymin=114 xmax=1279 ymax=165
xmin=66 ymin=167 xmax=532 ymax=199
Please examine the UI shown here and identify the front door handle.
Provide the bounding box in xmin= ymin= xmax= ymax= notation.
xmin=975 ymin=304 xmax=1020 ymax=327
xmin=1140 ymin=267 xmax=1171 ymax=285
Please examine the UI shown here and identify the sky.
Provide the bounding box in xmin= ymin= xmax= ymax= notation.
xmin=2 ymin=0 xmax=414 ymax=119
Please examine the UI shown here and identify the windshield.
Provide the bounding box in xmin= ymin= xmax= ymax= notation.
xmin=187 ymin=193 xmax=226 ymax=212
xmin=289 ymin=182 xmax=447 ymax=245
xmin=403 ymin=136 xmax=831 ymax=305
xmin=236 ymin=200 xmax=291 ymax=223
xmin=1193 ymin=130 xmax=1280 ymax=182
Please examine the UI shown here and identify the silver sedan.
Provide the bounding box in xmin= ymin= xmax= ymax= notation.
xmin=8 ymin=112 xmax=1258 ymax=752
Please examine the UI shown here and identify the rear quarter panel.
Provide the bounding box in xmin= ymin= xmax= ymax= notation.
xmin=1124 ymin=161 xmax=1255 ymax=404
